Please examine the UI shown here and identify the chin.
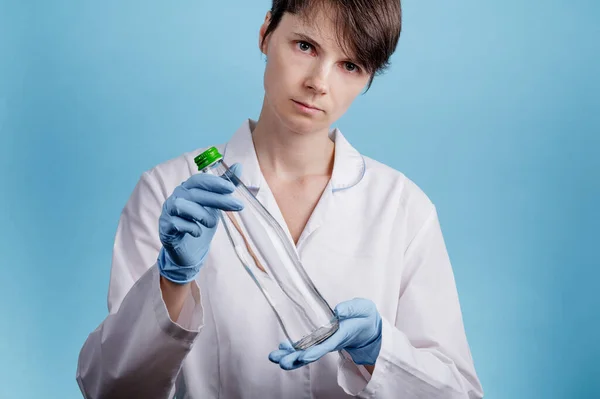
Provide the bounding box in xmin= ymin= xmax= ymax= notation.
xmin=277 ymin=108 xmax=328 ymax=136
xmin=284 ymin=118 xmax=320 ymax=135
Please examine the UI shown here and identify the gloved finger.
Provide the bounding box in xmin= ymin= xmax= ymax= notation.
xmin=166 ymin=197 xmax=219 ymax=228
xmin=298 ymin=326 xmax=352 ymax=363
xmin=183 ymin=188 xmax=244 ymax=211
xmin=268 ymin=348 xmax=294 ymax=363
xmin=279 ymin=351 xmax=306 ymax=371
xmin=268 ymin=341 xmax=295 ymax=363
xmin=278 ymin=341 xmax=294 ymax=351
xmin=334 ymin=298 xmax=375 ymax=320
xmin=161 ymin=215 xmax=203 ymax=238
xmin=182 ymin=173 xmax=237 ymax=194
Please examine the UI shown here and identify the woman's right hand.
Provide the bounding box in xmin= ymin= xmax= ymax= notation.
xmin=157 ymin=163 xmax=244 ymax=284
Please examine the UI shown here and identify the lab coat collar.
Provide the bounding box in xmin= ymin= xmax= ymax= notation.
xmin=222 ymin=119 xmax=365 ymax=193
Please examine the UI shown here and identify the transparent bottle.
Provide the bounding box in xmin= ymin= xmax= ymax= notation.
xmin=194 ymin=147 xmax=339 ymax=350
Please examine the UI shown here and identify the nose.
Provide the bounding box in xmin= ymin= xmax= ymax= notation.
xmin=305 ymin=63 xmax=329 ymax=95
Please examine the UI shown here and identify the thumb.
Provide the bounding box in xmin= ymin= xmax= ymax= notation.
xmin=334 ymin=298 xmax=374 ymax=320
xmin=224 ymin=163 xmax=243 ymax=187
xmin=229 ymin=162 xmax=243 ymax=178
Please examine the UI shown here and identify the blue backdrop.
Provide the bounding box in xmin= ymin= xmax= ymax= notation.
xmin=1 ymin=1 xmax=598 ymax=398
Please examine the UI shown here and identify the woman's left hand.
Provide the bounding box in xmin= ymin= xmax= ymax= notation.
xmin=268 ymin=298 xmax=383 ymax=370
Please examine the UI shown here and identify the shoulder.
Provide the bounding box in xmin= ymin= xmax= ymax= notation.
xmin=360 ymin=154 xmax=435 ymax=231
xmin=362 ymin=155 xmax=433 ymax=209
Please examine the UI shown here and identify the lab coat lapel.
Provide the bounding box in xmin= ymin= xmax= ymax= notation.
xmin=296 ymin=128 xmax=367 ymax=252
xmin=222 ymin=119 xmax=263 ymax=191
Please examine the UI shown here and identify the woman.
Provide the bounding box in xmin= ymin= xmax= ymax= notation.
xmin=77 ymin=1 xmax=484 ymax=398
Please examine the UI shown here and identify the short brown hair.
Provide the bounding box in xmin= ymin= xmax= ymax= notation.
xmin=261 ymin=0 xmax=402 ymax=90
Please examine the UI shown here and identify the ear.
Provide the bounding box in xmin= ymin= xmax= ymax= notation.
xmin=258 ymin=11 xmax=272 ymax=55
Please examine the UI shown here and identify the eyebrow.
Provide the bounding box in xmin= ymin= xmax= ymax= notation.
xmin=292 ymin=32 xmax=322 ymax=50
xmin=292 ymin=31 xmax=359 ymax=64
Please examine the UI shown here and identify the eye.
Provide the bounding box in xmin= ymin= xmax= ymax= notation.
xmin=297 ymin=41 xmax=313 ymax=53
xmin=343 ymin=62 xmax=360 ymax=73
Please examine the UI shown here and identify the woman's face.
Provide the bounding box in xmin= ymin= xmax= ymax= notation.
xmin=259 ymin=9 xmax=371 ymax=135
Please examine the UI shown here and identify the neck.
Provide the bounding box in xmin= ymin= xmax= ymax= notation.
xmin=251 ymin=104 xmax=335 ymax=182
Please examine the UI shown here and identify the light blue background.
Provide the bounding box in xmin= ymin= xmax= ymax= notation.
xmin=1 ymin=1 xmax=598 ymax=398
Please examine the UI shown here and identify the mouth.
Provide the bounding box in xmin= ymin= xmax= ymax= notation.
xmin=292 ymin=100 xmax=323 ymax=112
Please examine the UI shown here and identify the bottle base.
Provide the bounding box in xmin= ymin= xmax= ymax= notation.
xmin=292 ymin=318 xmax=339 ymax=350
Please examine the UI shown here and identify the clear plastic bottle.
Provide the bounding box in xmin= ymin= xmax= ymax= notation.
xmin=194 ymin=147 xmax=339 ymax=350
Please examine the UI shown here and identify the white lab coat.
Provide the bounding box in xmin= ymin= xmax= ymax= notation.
xmin=76 ymin=119 xmax=484 ymax=399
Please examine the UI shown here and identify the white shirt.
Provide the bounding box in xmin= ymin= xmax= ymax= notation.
xmin=77 ymin=119 xmax=484 ymax=399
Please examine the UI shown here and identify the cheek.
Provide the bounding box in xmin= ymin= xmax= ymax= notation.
xmin=332 ymin=81 xmax=364 ymax=114
xmin=264 ymin=52 xmax=295 ymax=98
xmin=264 ymin=65 xmax=284 ymax=110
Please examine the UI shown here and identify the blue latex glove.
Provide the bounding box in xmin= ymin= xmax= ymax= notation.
xmin=157 ymin=163 xmax=244 ymax=284
xmin=268 ymin=298 xmax=383 ymax=370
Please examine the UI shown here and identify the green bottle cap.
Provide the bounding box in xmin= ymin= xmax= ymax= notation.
xmin=194 ymin=146 xmax=223 ymax=171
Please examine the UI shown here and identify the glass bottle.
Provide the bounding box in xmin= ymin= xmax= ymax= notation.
xmin=194 ymin=147 xmax=339 ymax=350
